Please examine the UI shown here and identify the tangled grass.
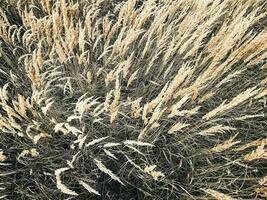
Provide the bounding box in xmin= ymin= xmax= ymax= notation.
xmin=0 ymin=0 xmax=267 ymax=199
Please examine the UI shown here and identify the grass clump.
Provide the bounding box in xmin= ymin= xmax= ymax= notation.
xmin=0 ymin=0 xmax=267 ymax=199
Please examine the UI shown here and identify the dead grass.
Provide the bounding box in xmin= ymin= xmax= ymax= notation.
xmin=0 ymin=0 xmax=267 ymax=199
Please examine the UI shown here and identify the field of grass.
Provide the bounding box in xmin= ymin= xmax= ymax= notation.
xmin=0 ymin=0 xmax=267 ymax=199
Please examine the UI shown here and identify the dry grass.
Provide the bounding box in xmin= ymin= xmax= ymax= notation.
xmin=0 ymin=0 xmax=267 ymax=199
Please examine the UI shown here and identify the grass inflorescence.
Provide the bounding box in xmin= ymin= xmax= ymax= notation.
xmin=0 ymin=0 xmax=267 ymax=199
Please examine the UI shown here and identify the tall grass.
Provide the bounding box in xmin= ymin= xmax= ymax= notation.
xmin=0 ymin=0 xmax=267 ymax=199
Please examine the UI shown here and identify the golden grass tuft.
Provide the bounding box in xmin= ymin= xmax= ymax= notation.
xmin=0 ymin=0 xmax=266 ymax=199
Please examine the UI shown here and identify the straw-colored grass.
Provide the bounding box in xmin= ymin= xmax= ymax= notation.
xmin=0 ymin=0 xmax=267 ymax=199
